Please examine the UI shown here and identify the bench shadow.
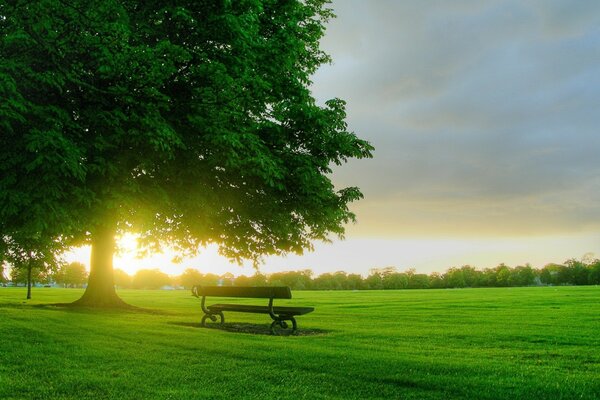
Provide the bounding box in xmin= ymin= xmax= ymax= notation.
xmin=168 ymin=321 xmax=329 ymax=336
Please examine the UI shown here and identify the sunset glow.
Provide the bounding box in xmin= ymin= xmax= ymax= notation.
xmin=63 ymin=232 xmax=599 ymax=278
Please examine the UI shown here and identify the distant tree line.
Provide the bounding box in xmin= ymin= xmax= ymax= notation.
xmin=111 ymin=258 xmax=600 ymax=290
xmin=3 ymin=258 xmax=600 ymax=291
xmin=5 ymin=262 xmax=88 ymax=288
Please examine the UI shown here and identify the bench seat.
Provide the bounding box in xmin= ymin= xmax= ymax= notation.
xmin=208 ymin=304 xmax=314 ymax=316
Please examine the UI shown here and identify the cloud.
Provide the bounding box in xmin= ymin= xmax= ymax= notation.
xmin=314 ymin=0 xmax=600 ymax=237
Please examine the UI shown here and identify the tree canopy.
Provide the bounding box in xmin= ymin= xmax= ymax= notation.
xmin=0 ymin=0 xmax=373 ymax=306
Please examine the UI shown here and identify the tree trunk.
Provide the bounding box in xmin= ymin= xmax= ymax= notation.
xmin=72 ymin=225 xmax=128 ymax=307
xmin=26 ymin=260 xmax=32 ymax=300
xmin=0 ymin=260 xmax=5 ymax=284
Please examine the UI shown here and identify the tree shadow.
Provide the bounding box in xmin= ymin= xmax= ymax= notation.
xmin=28 ymin=302 xmax=174 ymax=315
xmin=0 ymin=302 xmax=31 ymax=309
xmin=168 ymin=321 xmax=328 ymax=336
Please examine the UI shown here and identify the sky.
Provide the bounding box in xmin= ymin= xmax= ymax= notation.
xmin=69 ymin=0 xmax=600 ymax=277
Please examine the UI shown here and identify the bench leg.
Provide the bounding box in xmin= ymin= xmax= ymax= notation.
xmin=201 ymin=311 xmax=224 ymax=327
xmin=270 ymin=316 xmax=297 ymax=335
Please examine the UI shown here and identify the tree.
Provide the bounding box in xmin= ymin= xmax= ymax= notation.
xmin=565 ymin=259 xmax=589 ymax=286
xmin=0 ymin=237 xmax=6 ymax=285
xmin=408 ymin=273 xmax=430 ymax=289
xmin=55 ymin=262 xmax=88 ymax=288
xmin=555 ymin=264 xmax=572 ymax=285
xmin=132 ymin=269 xmax=171 ymax=290
xmin=479 ymin=268 xmax=497 ymax=287
xmin=219 ymin=272 xmax=235 ymax=286
xmin=0 ymin=262 xmax=6 ymax=286
xmin=459 ymin=265 xmax=480 ymax=287
xmin=495 ymin=264 xmax=511 ymax=287
xmin=364 ymin=271 xmax=384 ymax=290
xmin=179 ymin=268 xmax=203 ymax=289
xmin=428 ymin=272 xmax=444 ymax=289
xmin=346 ymin=273 xmax=364 ymax=290
xmin=3 ymin=231 xmax=64 ymax=299
xmin=267 ymin=269 xmax=313 ymax=290
xmin=367 ymin=267 xmax=405 ymax=290
xmin=113 ymin=269 xmax=132 ymax=289
xmin=509 ymin=264 xmax=535 ymax=287
xmin=200 ymin=273 xmax=220 ymax=287
xmin=233 ymin=274 xmax=252 ymax=287
xmin=588 ymin=260 xmax=600 ymax=285
xmin=0 ymin=1 xmax=373 ymax=307
xmin=539 ymin=265 xmax=555 ymax=285
xmin=445 ymin=267 xmax=466 ymax=288
xmin=382 ymin=272 xmax=408 ymax=290
xmin=10 ymin=266 xmax=46 ymax=286
xmin=248 ymin=272 xmax=267 ymax=286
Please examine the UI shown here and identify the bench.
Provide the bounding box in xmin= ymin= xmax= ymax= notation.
xmin=191 ymin=286 xmax=314 ymax=334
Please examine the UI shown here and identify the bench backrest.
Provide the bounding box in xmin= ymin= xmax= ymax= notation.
xmin=192 ymin=286 xmax=292 ymax=299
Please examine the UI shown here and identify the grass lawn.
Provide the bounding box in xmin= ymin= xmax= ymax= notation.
xmin=0 ymin=286 xmax=599 ymax=399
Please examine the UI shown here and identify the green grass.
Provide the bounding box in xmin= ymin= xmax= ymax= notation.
xmin=0 ymin=286 xmax=599 ymax=399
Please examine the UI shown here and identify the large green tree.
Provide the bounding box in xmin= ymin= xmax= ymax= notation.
xmin=0 ymin=0 xmax=373 ymax=307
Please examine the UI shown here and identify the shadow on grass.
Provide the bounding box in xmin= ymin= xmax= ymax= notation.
xmin=169 ymin=321 xmax=329 ymax=336
xmin=0 ymin=302 xmax=31 ymax=309
xmin=3 ymin=302 xmax=176 ymax=315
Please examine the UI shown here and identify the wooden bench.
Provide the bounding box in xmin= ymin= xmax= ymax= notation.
xmin=191 ymin=286 xmax=314 ymax=334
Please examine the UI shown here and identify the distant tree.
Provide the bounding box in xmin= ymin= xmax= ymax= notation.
xmin=3 ymin=232 xmax=64 ymax=299
xmin=268 ymin=270 xmax=313 ymax=290
xmin=509 ymin=265 xmax=535 ymax=287
xmin=382 ymin=272 xmax=408 ymax=290
xmin=113 ymin=269 xmax=132 ymax=289
xmin=10 ymin=265 xmax=49 ymax=286
xmin=408 ymin=273 xmax=430 ymax=289
xmin=588 ymin=260 xmax=600 ymax=285
xmin=132 ymin=269 xmax=171 ymax=289
xmin=459 ymin=266 xmax=480 ymax=287
xmin=346 ymin=273 xmax=364 ymax=290
xmin=0 ymin=237 xmax=6 ymax=285
xmin=332 ymin=271 xmax=351 ymax=290
xmin=298 ymin=270 xmax=315 ymax=290
xmin=0 ymin=261 xmax=6 ymax=285
xmin=312 ymin=273 xmax=335 ymax=290
xmin=555 ymin=264 xmax=573 ymax=285
xmin=202 ymin=274 xmax=221 ymax=287
xmin=233 ymin=275 xmax=252 ymax=286
xmin=364 ymin=272 xmax=383 ymax=290
xmin=445 ymin=267 xmax=466 ymax=288
xmin=428 ymin=272 xmax=444 ymax=289
xmin=248 ymin=272 xmax=268 ymax=286
xmin=495 ymin=264 xmax=511 ymax=287
xmin=220 ymin=272 xmax=235 ymax=286
xmin=478 ymin=268 xmax=496 ymax=287
xmin=0 ymin=0 xmax=373 ymax=308
xmin=55 ymin=262 xmax=88 ymax=288
xmin=565 ymin=259 xmax=589 ymax=285
xmin=179 ymin=268 xmax=203 ymax=289
xmin=366 ymin=267 xmax=406 ymax=290
xmin=539 ymin=265 xmax=554 ymax=285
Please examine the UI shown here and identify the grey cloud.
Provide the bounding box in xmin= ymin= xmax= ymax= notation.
xmin=315 ymin=0 xmax=600 ymax=236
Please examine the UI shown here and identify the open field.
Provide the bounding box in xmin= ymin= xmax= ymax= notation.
xmin=0 ymin=286 xmax=599 ymax=399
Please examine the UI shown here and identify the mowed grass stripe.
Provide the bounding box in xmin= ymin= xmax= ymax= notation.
xmin=0 ymin=286 xmax=598 ymax=399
